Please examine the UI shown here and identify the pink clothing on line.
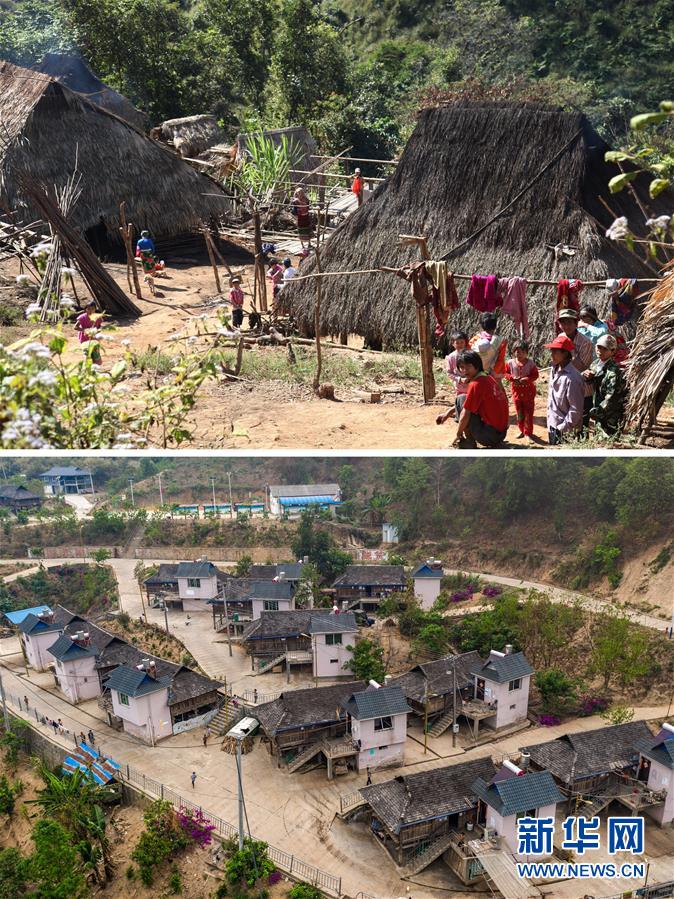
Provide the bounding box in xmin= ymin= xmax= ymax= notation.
xmin=498 ymin=276 xmax=530 ymax=339
xmin=444 ymin=349 xmax=469 ymax=395
xmin=466 ymin=274 xmax=499 ymax=312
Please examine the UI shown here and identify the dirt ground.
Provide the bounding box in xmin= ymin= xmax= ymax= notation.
xmin=2 ymin=254 xmax=672 ymax=450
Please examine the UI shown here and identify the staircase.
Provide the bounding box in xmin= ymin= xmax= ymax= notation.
xmin=401 ymin=832 xmax=455 ymax=876
xmin=255 ymin=652 xmax=287 ymax=675
xmin=428 ymin=709 xmax=455 ymax=739
xmin=287 ymin=742 xmax=325 ymax=773
xmin=208 ymin=702 xmax=243 ymax=736
xmin=577 ymin=794 xmax=613 ymax=819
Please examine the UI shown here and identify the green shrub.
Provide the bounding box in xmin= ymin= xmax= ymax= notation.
xmin=226 ymin=838 xmax=275 ymax=888
xmin=288 ymin=884 xmax=323 ymax=899
xmin=215 ymin=882 xmax=228 ymax=898
xmin=0 ymin=775 xmax=15 ymax=816
xmin=126 ymin=864 xmax=136 ymax=880
xmin=131 ymin=800 xmax=188 ymax=886
xmin=169 ymin=864 xmax=182 ymax=894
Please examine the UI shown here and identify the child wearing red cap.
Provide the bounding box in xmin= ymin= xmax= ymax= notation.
xmin=546 ymin=334 xmax=584 ymax=445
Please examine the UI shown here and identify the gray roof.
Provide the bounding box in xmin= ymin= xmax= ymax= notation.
xmin=391 ymin=652 xmax=484 ymax=704
xmin=0 ymin=485 xmax=41 ymax=500
xmin=361 ymin=757 xmax=495 ymax=832
xmin=635 ymin=728 xmax=674 ymax=771
xmin=332 ymin=565 xmax=406 ymax=588
xmin=18 ymin=613 xmax=62 ymax=635
xmin=268 ymin=484 xmax=340 ymax=498
xmin=176 ymin=560 xmax=220 ymax=579
xmin=523 ymin=721 xmax=653 ymax=784
xmin=242 ymin=610 xmax=357 ymax=641
xmin=412 ymin=562 xmax=443 ymax=579
xmin=105 ymin=665 xmax=171 ymax=697
xmin=39 ymin=466 xmax=91 ymax=477
xmin=472 ymin=651 xmax=533 ymax=684
xmin=248 ymin=580 xmax=295 ymax=600
xmin=472 ymin=770 xmax=563 ymax=816
xmin=143 ymin=564 xmax=179 ymax=586
xmin=47 ymin=633 xmax=98 ymax=661
xmin=255 ymin=681 xmax=367 ymax=736
xmin=342 ymin=685 xmax=411 ymax=720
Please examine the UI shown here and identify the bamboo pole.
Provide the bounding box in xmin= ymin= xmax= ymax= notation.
xmin=203 ymin=227 xmax=222 ymax=294
xmin=313 ymin=213 xmax=324 ymax=394
xmin=253 ymin=209 xmax=267 ymax=312
xmin=119 ymin=202 xmax=143 ymax=300
xmin=400 ymin=234 xmax=435 ymax=402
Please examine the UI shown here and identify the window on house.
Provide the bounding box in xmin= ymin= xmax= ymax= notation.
xmin=263 ymin=600 xmax=279 ymax=611
xmin=508 ymin=678 xmax=521 ymax=691
xmin=326 ymin=633 xmax=343 ymax=645
xmin=330 ymin=658 xmax=338 ymax=664
xmin=187 ymin=578 xmax=201 ymax=588
xmin=509 ymin=704 xmax=516 ymax=710
xmin=118 ymin=692 xmax=129 ymax=706
xmin=374 ymin=716 xmax=392 ymax=731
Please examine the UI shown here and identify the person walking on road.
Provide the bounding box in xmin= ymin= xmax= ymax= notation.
xmin=366 ymin=767 xmax=372 ymax=786
xmin=191 ymin=771 xmax=197 ymax=789
xmin=88 ymin=729 xmax=95 ymax=745
xmin=202 ymin=731 xmax=208 ymax=747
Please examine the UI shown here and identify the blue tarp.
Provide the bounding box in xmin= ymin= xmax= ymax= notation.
xmin=4 ymin=605 xmax=52 ymax=625
xmin=279 ymin=496 xmax=339 ymax=507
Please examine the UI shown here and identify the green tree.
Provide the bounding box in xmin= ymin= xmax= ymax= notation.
xmin=412 ymin=622 xmax=450 ymax=657
xmin=28 ymin=818 xmax=87 ymax=899
xmin=518 ymin=592 xmax=583 ymax=668
xmin=601 ymin=704 xmax=635 ymax=726
xmin=91 ymin=547 xmax=111 ymax=565
xmin=0 ymin=846 xmax=27 ymax=899
xmin=535 ymin=669 xmax=578 ymax=716
xmin=589 ymin=611 xmax=651 ymax=690
xmin=449 ymin=593 xmax=521 ymax=656
xmin=233 ymin=554 xmax=253 ymax=577
xmin=345 ymin=637 xmax=386 ymax=682
xmin=389 ymin=458 xmax=431 ymax=539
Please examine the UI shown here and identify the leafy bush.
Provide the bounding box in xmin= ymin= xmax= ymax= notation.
xmin=538 ymin=714 xmax=561 ymax=727
xmin=578 ymin=695 xmax=610 ymax=717
xmin=0 ymin=846 xmax=27 ymax=898
xmin=169 ymin=864 xmax=182 ymax=894
xmin=132 ymin=800 xmax=188 ymax=886
xmin=177 ymin=806 xmax=217 ymax=847
xmin=225 ymin=838 xmax=275 ymax=887
xmin=0 ymin=775 xmax=16 ymax=816
xmin=535 ymin=669 xmax=578 ymax=716
xmin=345 ymin=637 xmax=386 ymax=682
xmin=288 ymin=884 xmax=323 ymax=899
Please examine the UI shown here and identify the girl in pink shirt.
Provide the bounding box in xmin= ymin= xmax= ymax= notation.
xmin=444 ymin=331 xmax=469 ymax=421
xmin=75 ymin=301 xmax=103 ymax=364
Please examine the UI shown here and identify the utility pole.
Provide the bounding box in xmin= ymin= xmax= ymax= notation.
xmin=157 ymin=471 xmax=164 ymax=508
xmin=452 ymin=656 xmax=458 ymax=748
xmin=162 ymin=602 xmax=169 ymax=635
xmin=128 ymin=478 xmax=135 ymax=507
xmin=88 ymin=472 xmax=96 ymax=499
xmin=220 ymin=583 xmax=233 ymax=657
xmin=227 ymin=472 xmax=234 ymax=519
xmin=236 ymin=737 xmax=245 ymax=850
xmin=0 ymin=666 xmax=9 ymax=731
xmin=210 ymin=477 xmax=217 ymax=517
xmin=423 ymin=681 xmax=428 ymax=754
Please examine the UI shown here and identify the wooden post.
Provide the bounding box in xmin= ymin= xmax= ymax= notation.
xmin=203 ymin=227 xmax=222 ymax=294
xmin=253 ymin=209 xmax=267 ymax=313
xmin=400 ymin=233 xmax=436 ymax=402
xmin=119 ymin=202 xmax=142 ymax=300
xmin=312 ymin=212 xmax=323 ymax=394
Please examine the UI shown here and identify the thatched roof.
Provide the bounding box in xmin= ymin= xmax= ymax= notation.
xmin=32 ymin=53 xmax=148 ymax=130
xmin=625 ymin=270 xmax=674 ymax=436
xmin=153 ymin=114 xmax=225 ymax=158
xmin=287 ymin=102 xmax=673 ymax=350
xmin=0 ymin=61 xmax=228 ymax=241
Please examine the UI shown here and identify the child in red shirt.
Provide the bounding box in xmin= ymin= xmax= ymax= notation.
xmin=229 ymin=277 xmax=245 ymax=328
xmin=75 ymin=301 xmax=103 ymax=364
xmin=505 ymin=340 xmax=539 ymax=438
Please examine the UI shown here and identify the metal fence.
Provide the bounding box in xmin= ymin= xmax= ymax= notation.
xmin=239 ymin=688 xmax=282 ymax=705
xmin=1 ymin=688 xmax=342 ymax=897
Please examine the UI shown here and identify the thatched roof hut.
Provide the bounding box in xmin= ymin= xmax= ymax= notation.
xmin=0 ymin=61 xmax=228 ymax=246
xmin=152 ymin=114 xmax=225 ymax=158
xmin=32 ymin=53 xmax=148 ymax=131
xmin=287 ymin=102 xmax=672 ymax=350
xmin=625 ymin=270 xmax=674 ymax=439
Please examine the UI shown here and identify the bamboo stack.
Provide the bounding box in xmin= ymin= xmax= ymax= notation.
xmin=220 ymin=734 xmax=254 ymax=754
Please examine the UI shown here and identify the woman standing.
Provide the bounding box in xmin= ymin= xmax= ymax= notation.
xmin=291 ymin=187 xmax=312 ymax=250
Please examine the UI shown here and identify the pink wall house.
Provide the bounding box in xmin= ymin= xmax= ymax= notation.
xmin=176 ymin=560 xmax=221 ymax=601
xmin=637 ymin=723 xmax=674 ymax=825
xmin=473 ymin=765 xmax=562 ymax=859
xmin=342 ymin=683 xmax=411 ymax=772
xmin=471 ymin=648 xmax=533 ymax=731
xmin=18 ymin=612 xmax=63 ymax=671
xmin=250 ymin=580 xmax=296 ymax=620
xmin=106 ymin=664 xmax=173 ymax=744
xmin=310 ymin=614 xmax=358 ymax=678
xmin=47 ymin=632 xmax=101 ymax=704
xmin=412 ymin=560 xmax=443 ymax=610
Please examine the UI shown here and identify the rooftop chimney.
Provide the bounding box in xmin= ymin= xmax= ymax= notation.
xmin=148 ymin=660 xmax=157 ymax=678
xmin=504 ymin=644 xmax=513 ymax=655
xmin=303 ymin=556 xmax=309 ymax=564
xmin=384 ymin=675 xmax=392 ymax=686
xmin=520 ymin=750 xmax=531 ymax=770
xmin=278 ymin=571 xmax=286 ymax=581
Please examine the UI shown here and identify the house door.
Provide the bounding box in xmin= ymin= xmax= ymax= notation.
xmin=476 ymin=678 xmax=485 ymax=700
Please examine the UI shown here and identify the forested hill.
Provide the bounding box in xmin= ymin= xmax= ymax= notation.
xmin=1 ymin=0 xmax=671 ymax=157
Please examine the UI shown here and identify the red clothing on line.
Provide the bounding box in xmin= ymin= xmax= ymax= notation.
xmin=463 ymin=372 xmax=510 ymax=433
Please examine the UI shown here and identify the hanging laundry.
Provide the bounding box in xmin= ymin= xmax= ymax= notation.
xmin=555 ymin=278 xmax=584 ymax=332
xmin=609 ymin=278 xmax=639 ymax=325
xmin=424 ymin=261 xmax=460 ymax=314
xmin=466 ymin=274 xmax=500 ymax=312
xmin=498 ymin=276 xmax=530 ymax=339
xmin=394 ymin=262 xmax=447 ymax=337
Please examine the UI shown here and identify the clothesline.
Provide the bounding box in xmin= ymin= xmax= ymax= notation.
xmin=287 ymin=264 xmax=663 ymax=287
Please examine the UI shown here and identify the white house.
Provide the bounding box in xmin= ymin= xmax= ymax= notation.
xmin=636 ymin=723 xmax=674 ymax=825
xmin=309 ymin=612 xmax=358 ymax=678
xmin=470 ymin=648 xmax=533 ymax=732
xmin=472 ymin=763 xmax=563 ymax=859
xmin=38 ymin=465 xmax=94 ymax=496
xmin=382 ymin=522 xmax=399 ymax=544
xmin=267 ymin=483 xmax=341 ymax=518
xmin=249 ymin=580 xmax=296 ymax=619
xmin=105 ymin=663 xmax=173 ymax=744
xmin=18 ymin=611 xmax=63 ymax=671
xmin=412 ymin=559 xmax=444 ymax=610
xmin=175 ymin=559 xmax=221 ymax=601
xmin=47 ymin=631 xmax=101 ymax=704
xmin=342 ymin=683 xmax=411 ymax=772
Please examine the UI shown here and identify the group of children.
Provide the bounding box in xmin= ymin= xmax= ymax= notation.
xmin=441 ymin=308 xmax=628 ymax=446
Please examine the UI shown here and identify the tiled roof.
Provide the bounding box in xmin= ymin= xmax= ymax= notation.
xmin=332 ymin=565 xmax=406 ymax=588
xmin=4 ymin=605 xmax=52 ymax=626
xmin=342 ymin=685 xmax=411 ymax=720
xmin=361 ymin=757 xmax=495 ymax=831
xmin=255 ymin=681 xmax=366 ymax=736
xmin=105 ymin=665 xmax=170 ymax=697
xmin=308 ymin=612 xmax=357 ymax=634
xmin=18 ymin=613 xmax=62 ymax=635
xmin=248 ymin=580 xmax=295 ymax=600
xmin=472 ymin=770 xmax=562 ymax=816
xmin=391 ymin=652 xmax=484 ymax=704
xmin=522 ymin=721 xmax=653 ymax=783
xmin=242 ymin=610 xmax=357 ymax=640
xmin=47 ymin=633 xmax=98 ymax=661
xmin=39 ymin=466 xmax=91 ymax=477
xmin=411 ymin=562 xmax=443 ymax=578
xmin=0 ymin=485 xmax=41 ymax=500
xmin=472 ymin=651 xmax=533 ymax=683
xmin=143 ymin=564 xmax=179 ymax=586
xmin=176 ymin=560 xmax=220 ymax=579
xmin=268 ymin=484 xmax=340 ymax=498
xmin=248 ymin=565 xmax=277 ymax=580
xmin=635 ymin=727 xmax=674 ymax=770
